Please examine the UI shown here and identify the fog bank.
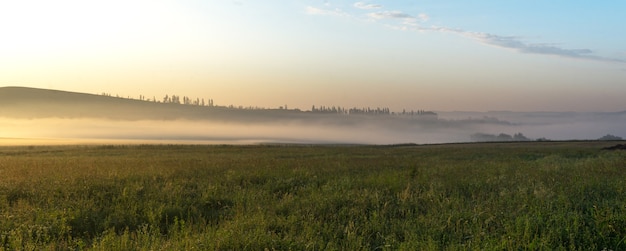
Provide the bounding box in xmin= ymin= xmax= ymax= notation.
xmin=1 ymin=110 xmax=625 ymax=145
xmin=0 ymin=118 xmax=469 ymax=145
xmin=2 ymin=87 xmax=623 ymax=145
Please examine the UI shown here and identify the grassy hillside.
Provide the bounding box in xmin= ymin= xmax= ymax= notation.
xmin=1 ymin=142 xmax=625 ymax=250
xmin=0 ymin=87 xmax=312 ymax=122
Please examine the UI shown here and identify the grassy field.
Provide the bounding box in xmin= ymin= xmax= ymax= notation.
xmin=0 ymin=141 xmax=625 ymax=250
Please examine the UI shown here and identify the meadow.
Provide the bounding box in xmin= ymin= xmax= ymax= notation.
xmin=0 ymin=142 xmax=625 ymax=250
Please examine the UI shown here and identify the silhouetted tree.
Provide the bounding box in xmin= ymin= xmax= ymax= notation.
xmin=169 ymin=95 xmax=179 ymax=104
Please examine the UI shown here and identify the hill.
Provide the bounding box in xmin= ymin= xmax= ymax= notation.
xmin=0 ymin=86 xmax=311 ymax=122
xmin=0 ymin=86 xmax=446 ymax=126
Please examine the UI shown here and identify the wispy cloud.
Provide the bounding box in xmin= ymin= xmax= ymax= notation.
xmin=354 ymin=2 xmax=382 ymax=10
xmin=418 ymin=13 xmax=429 ymax=22
xmin=401 ymin=25 xmax=626 ymax=63
xmin=305 ymin=6 xmax=348 ymax=17
xmin=307 ymin=3 xmax=624 ymax=64
xmin=366 ymin=10 xmax=429 ymax=25
xmin=368 ymin=11 xmax=412 ymax=20
xmin=463 ymin=32 xmax=625 ymax=63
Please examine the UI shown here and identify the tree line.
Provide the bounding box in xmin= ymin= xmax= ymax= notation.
xmin=161 ymin=95 xmax=215 ymax=107
xmin=100 ymin=92 xmax=437 ymax=117
xmin=101 ymin=92 xmax=215 ymax=107
xmin=311 ymin=105 xmax=437 ymax=116
xmin=470 ymin=133 xmax=531 ymax=142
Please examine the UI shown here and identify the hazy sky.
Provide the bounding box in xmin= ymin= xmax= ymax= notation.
xmin=1 ymin=0 xmax=625 ymax=112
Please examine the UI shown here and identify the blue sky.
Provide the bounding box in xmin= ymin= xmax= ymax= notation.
xmin=1 ymin=0 xmax=625 ymax=111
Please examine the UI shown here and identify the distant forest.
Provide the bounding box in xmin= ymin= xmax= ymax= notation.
xmin=100 ymin=92 xmax=438 ymax=118
xmin=470 ymin=132 xmax=531 ymax=142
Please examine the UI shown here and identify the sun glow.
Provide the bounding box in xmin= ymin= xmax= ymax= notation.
xmin=0 ymin=1 xmax=624 ymax=112
xmin=0 ymin=1 xmax=203 ymax=60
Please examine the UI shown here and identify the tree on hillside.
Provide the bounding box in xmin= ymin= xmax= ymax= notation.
xmin=171 ymin=95 xmax=180 ymax=104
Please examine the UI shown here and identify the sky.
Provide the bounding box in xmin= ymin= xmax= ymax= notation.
xmin=1 ymin=0 xmax=625 ymax=112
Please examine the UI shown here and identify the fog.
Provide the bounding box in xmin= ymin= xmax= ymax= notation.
xmin=2 ymin=87 xmax=623 ymax=145
xmin=0 ymin=118 xmax=467 ymax=145
xmin=1 ymin=110 xmax=624 ymax=145
xmin=438 ymin=111 xmax=626 ymax=141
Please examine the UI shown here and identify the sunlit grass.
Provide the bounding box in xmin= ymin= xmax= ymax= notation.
xmin=0 ymin=142 xmax=625 ymax=250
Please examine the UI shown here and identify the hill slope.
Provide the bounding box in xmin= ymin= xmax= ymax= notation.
xmin=0 ymin=86 xmax=308 ymax=122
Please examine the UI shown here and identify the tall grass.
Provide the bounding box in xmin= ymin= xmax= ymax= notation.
xmin=0 ymin=142 xmax=625 ymax=250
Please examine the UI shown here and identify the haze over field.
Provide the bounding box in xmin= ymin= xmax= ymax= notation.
xmin=1 ymin=87 xmax=624 ymax=144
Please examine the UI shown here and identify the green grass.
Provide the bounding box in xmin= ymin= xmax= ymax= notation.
xmin=0 ymin=142 xmax=625 ymax=250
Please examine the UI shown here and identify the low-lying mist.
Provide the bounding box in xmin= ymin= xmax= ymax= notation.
xmin=2 ymin=87 xmax=623 ymax=145
xmin=1 ymin=110 xmax=624 ymax=145
xmin=438 ymin=111 xmax=626 ymax=141
xmin=0 ymin=118 xmax=468 ymax=145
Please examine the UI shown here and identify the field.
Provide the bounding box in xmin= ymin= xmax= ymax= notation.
xmin=1 ymin=142 xmax=625 ymax=250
